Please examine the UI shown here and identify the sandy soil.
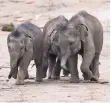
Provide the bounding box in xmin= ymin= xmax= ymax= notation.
xmin=0 ymin=0 xmax=110 ymax=102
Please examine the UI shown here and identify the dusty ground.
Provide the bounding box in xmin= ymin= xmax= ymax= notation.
xmin=0 ymin=0 xmax=110 ymax=102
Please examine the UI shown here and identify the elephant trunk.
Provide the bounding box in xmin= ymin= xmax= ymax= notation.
xmin=8 ymin=57 xmax=20 ymax=79
xmin=8 ymin=66 xmax=17 ymax=79
xmin=42 ymin=57 xmax=48 ymax=78
xmin=42 ymin=38 xmax=50 ymax=78
xmin=61 ymin=52 xmax=70 ymax=71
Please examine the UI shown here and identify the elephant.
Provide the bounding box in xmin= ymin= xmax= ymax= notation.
xmin=55 ymin=10 xmax=103 ymax=83
xmin=7 ymin=22 xmax=44 ymax=85
xmin=62 ymin=69 xmax=69 ymax=77
xmin=42 ymin=15 xmax=69 ymax=79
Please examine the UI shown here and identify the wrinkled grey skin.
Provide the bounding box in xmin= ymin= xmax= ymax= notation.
xmin=7 ymin=22 xmax=44 ymax=85
xmin=58 ymin=11 xmax=103 ymax=83
xmin=42 ymin=15 xmax=69 ymax=79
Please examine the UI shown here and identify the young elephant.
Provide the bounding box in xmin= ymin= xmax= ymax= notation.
xmin=7 ymin=22 xmax=44 ymax=85
xmin=42 ymin=15 xmax=69 ymax=79
xmin=57 ymin=11 xmax=103 ymax=83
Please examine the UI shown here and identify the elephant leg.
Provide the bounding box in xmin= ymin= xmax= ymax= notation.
xmin=68 ymin=54 xmax=79 ymax=83
xmin=25 ymin=70 xmax=29 ymax=79
xmin=52 ymin=59 xmax=61 ymax=79
xmin=16 ymin=51 xmax=32 ymax=85
xmin=48 ymin=54 xmax=56 ymax=79
xmin=81 ymin=52 xmax=95 ymax=80
xmin=35 ymin=62 xmax=43 ymax=82
xmin=16 ymin=68 xmax=25 ymax=85
xmin=90 ymin=53 xmax=100 ymax=81
xmin=63 ymin=69 xmax=69 ymax=77
xmin=12 ymin=67 xmax=29 ymax=79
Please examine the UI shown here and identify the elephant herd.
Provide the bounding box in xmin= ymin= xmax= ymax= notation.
xmin=7 ymin=10 xmax=103 ymax=85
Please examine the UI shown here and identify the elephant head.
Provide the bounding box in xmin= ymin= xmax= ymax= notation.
xmin=58 ymin=23 xmax=88 ymax=70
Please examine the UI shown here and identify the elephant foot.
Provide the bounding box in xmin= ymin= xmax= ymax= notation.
xmin=25 ymin=73 xmax=29 ymax=79
xmin=63 ymin=70 xmax=69 ymax=77
xmin=90 ymin=75 xmax=98 ymax=81
xmin=52 ymin=76 xmax=60 ymax=80
xmin=42 ymin=75 xmax=46 ymax=78
xmin=63 ymin=74 xmax=69 ymax=77
xmin=69 ymin=78 xmax=80 ymax=83
xmin=15 ymin=80 xmax=25 ymax=85
xmin=42 ymin=72 xmax=47 ymax=78
xmin=25 ymin=76 xmax=29 ymax=79
xmin=16 ymin=70 xmax=25 ymax=85
xmin=80 ymin=80 xmax=92 ymax=83
xmin=83 ymin=73 xmax=89 ymax=80
xmin=48 ymin=76 xmax=51 ymax=79
xmin=69 ymin=75 xmax=79 ymax=83
xmin=42 ymin=74 xmax=46 ymax=79
xmin=83 ymin=70 xmax=92 ymax=80
xmin=35 ymin=78 xmax=43 ymax=82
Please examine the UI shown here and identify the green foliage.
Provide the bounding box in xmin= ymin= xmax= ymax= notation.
xmin=2 ymin=23 xmax=15 ymax=31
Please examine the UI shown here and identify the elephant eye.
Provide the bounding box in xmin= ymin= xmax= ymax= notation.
xmin=69 ymin=40 xmax=73 ymax=45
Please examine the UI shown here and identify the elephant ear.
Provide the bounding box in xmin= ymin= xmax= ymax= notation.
xmin=47 ymin=29 xmax=58 ymax=45
xmin=24 ymin=35 xmax=33 ymax=51
xmin=76 ymin=24 xmax=88 ymax=42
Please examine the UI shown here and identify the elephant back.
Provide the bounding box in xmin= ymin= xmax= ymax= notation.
xmin=43 ymin=15 xmax=68 ymax=36
xmin=17 ymin=21 xmax=43 ymax=41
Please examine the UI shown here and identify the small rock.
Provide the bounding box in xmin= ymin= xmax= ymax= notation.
xmin=1 ymin=23 xmax=15 ymax=31
xmin=25 ymin=1 xmax=35 ymax=4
